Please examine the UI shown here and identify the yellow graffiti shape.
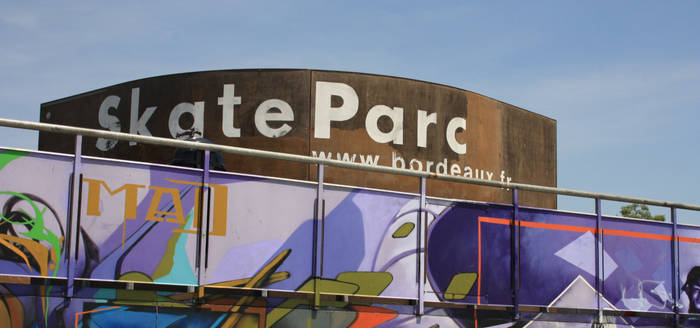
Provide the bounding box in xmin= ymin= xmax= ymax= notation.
xmin=0 ymin=234 xmax=51 ymax=276
xmin=146 ymin=186 xmax=186 ymax=223
xmin=0 ymin=293 xmax=24 ymax=328
xmin=221 ymin=249 xmax=291 ymax=328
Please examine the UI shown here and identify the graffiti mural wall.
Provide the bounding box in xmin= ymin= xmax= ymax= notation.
xmin=0 ymin=148 xmax=699 ymax=327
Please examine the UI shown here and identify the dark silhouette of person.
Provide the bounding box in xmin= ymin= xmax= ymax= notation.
xmin=683 ymin=266 xmax=700 ymax=314
xmin=170 ymin=130 xmax=226 ymax=171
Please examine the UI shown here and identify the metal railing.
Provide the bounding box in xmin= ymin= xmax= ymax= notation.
xmin=2 ymin=117 xmax=699 ymax=211
xmin=0 ymin=117 xmax=698 ymax=326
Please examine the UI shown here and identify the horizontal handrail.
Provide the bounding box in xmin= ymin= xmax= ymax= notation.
xmin=1 ymin=117 xmax=699 ymax=211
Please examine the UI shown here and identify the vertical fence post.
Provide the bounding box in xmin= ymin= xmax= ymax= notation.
xmin=671 ymin=207 xmax=679 ymax=327
xmin=195 ymin=151 xmax=211 ymax=288
xmin=595 ymin=198 xmax=603 ymax=326
xmin=313 ymin=164 xmax=324 ymax=309
xmin=416 ymin=177 xmax=426 ymax=316
xmin=66 ymin=135 xmax=82 ymax=298
xmin=511 ymin=187 xmax=519 ymax=320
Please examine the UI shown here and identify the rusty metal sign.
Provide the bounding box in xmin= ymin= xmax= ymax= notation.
xmin=39 ymin=69 xmax=556 ymax=207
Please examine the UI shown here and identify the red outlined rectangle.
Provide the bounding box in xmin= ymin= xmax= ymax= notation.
xmin=476 ymin=216 xmax=699 ymax=306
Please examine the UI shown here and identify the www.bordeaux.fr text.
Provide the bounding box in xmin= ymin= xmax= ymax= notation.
xmin=311 ymin=151 xmax=511 ymax=183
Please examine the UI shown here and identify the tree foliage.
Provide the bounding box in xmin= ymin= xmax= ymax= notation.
xmin=620 ymin=203 xmax=665 ymax=221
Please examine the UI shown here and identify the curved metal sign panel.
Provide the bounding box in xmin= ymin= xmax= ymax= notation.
xmin=39 ymin=69 xmax=556 ymax=207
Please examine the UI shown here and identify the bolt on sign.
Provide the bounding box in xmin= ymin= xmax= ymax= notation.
xmin=39 ymin=69 xmax=557 ymax=207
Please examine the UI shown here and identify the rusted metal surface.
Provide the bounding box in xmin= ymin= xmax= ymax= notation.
xmin=39 ymin=69 xmax=557 ymax=207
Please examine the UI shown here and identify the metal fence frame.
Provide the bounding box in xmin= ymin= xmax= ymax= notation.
xmin=1 ymin=117 xmax=699 ymax=326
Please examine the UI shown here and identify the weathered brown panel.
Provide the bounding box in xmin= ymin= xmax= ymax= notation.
xmin=39 ymin=69 xmax=556 ymax=207
xmin=40 ymin=69 xmax=311 ymax=179
xmin=502 ymin=103 xmax=557 ymax=207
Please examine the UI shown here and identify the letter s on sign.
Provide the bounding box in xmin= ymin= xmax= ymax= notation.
xmin=97 ymin=95 xmax=121 ymax=151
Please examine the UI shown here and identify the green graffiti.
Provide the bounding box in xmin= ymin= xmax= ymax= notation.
xmin=0 ymin=149 xmax=28 ymax=171
xmin=336 ymin=271 xmax=392 ymax=297
xmin=444 ymin=272 xmax=477 ymax=300
xmin=266 ymin=272 xmax=394 ymax=327
xmin=0 ymin=192 xmax=62 ymax=273
xmin=0 ymin=191 xmax=62 ymax=325
xmin=392 ymin=222 xmax=415 ymax=238
xmin=152 ymin=210 xmax=197 ymax=285
xmin=152 ymin=232 xmax=180 ymax=281
xmin=266 ymin=278 xmax=359 ymax=327
xmin=153 ymin=211 xmax=192 ymax=281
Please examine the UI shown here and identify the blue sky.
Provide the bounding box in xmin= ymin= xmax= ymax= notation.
xmin=1 ymin=1 xmax=699 ymax=222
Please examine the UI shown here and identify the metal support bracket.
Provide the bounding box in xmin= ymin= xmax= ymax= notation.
xmin=313 ymin=164 xmax=325 ymax=309
xmin=595 ymin=198 xmax=603 ymax=325
xmin=671 ymin=207 xmax=680 ymax=327
xmin=196 ymin=150 xmax=211 ymax=286
xmin=416 ymin=177 xmax=426 ymax=316
xmin=511 ymin=187 xmax=520 ymax=320
xmin=66 ymin=135 xmax=82 ymax=297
